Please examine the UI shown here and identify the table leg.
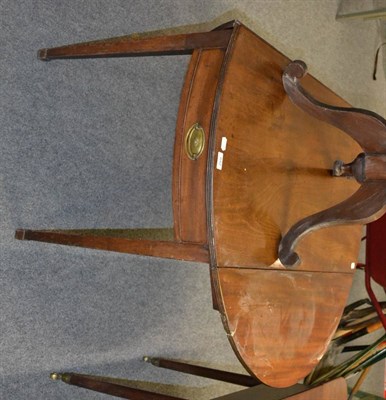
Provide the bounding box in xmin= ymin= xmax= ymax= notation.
xmin=50 ymin=372 xmax=184 ymax=400
xmin=38 ymin=30 xmax=232 ymax=61
xmin=143 ymin=357 xmax=260 ymax=387
xmin=279 ymin=182 xmax=386 ymax=267
xmin=15 ymin=228 xmax=209 ymax=262
xmin=279 ymin=60 xmax=386 ymax=267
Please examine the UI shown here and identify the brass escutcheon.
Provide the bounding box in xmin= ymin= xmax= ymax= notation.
xmin=185 ymin=123 xmax=205 ymax=160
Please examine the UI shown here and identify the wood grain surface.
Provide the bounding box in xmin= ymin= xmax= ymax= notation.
xmin=216 ymin=268 xmax=353 ymax=387
xmin=208 ymin=23 xmax=363 ymax=388
xmin=211 ymin=25 xmax=362 ymax=273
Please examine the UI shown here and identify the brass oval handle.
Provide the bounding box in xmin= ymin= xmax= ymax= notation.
xmin=185 ymin=123 xmax=205 ymax=160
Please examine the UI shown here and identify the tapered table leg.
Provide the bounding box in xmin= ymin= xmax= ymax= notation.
xmin=144 ymin=357 xmax=260 ymax=387
xmin=15 ymin=228 xmax=209 ymax=262
xmin=38 ymin=30 xmax=232 ymax=60
xmin=50 ymin=372 xmax=185 ymax=400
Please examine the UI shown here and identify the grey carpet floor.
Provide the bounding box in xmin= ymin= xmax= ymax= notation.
xmin=1 ymin=1 xmax=385 ymax=399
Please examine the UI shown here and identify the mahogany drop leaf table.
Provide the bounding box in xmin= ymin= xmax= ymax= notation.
xmin=15 ymin=20 xmax=386 ymax=388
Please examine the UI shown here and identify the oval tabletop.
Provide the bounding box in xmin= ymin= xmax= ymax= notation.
xmin=209 ymin=24 xmax=362 ymax=387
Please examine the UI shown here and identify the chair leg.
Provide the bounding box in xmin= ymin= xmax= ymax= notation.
xmin=15 ymin=228 xmax=209 ymax=263
xmin=50 ymin=372 xmax=185 ymax=400
xmin=143 ymin=357 xmax=260 ymax=387
xmin=38 ymin=30 xmax=232 ymax=61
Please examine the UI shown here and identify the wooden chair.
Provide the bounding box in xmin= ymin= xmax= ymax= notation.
xmin=49 ymin=357 xmax=348 ymax=400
